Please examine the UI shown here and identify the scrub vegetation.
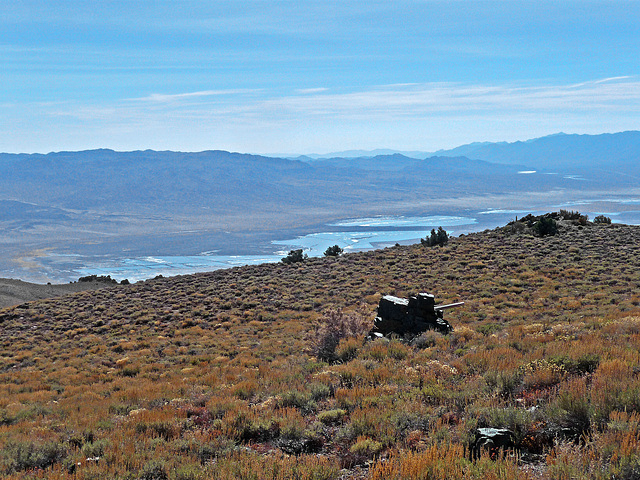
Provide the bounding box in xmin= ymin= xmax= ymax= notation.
xmin=0 ymin=213 xmax=639 ymax=479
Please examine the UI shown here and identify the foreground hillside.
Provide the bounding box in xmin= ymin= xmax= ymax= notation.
xmin=1 ymin=215 xmax=639 ymax=479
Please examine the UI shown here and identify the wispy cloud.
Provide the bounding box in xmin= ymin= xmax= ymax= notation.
xmin=137 ymin=89 xmax=257 ymax=103
xmin=44 ymin=77 xmax=640 ymax=124
xmin=7 ymin=77 xmax=639 ymax=153
xmin=593 ymin=76 xmax=631 ymax=84
xmin=243 ymin=77 xmax=640 ymax=120
xmin=294 ymin=88 xmax=328 ymax=94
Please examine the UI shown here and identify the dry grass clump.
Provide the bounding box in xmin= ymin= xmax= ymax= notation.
xmin=368 ymin=443 xmax=526 ymax=480
xmin=0 ymin=219 xmax=639 ymax=478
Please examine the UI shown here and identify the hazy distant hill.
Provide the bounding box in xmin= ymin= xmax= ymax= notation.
xmin=0 ymin=149 xmax=317 ymax=214
xmin=431 ymin=131 xmax=640 ymax=174
xmin=295 ymin=131 xmax=640 ymax=175
xmin=296 ymin=131 xmax=640 ymax=176
xmin=295 ymin=148 xmax=433 ymax=159
xmin=0 ymin=149 xmax=546 ymax=219
xmin=0 ymin=277 xmax=111 ymax=309
xmin=3 ymin=132 xmax=637 ymax=216
xmin=299 ymin=153 xmax=423 ymax=171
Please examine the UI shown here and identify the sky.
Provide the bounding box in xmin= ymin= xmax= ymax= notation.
xmin=2 ymin=0 xmax=639 ymax=154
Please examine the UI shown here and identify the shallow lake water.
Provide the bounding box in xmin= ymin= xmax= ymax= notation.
xmin=68 ymin=203 xmax=640 ymax=283
xmin=76 ymin=215 xmax=478 ymax=282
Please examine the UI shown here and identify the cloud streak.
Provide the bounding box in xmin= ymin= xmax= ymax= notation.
xmin=137 ymin=89 xmax=258 ymax=103
xmin=102 ymin=77 xmax=640 ymax=120
xmin=5 ymin=77 xmax=639 ymax=153
xmin=116 ymin=77 xmax=640 ymax=123
xmin=264 ymin=78 xmax=640 ymax=118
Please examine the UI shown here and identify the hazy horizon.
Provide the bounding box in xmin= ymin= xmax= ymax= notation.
xmin=2 ymin=1 xmax=639 ymax=154
xmin=1 ymin=129 xmax=637 ymax=158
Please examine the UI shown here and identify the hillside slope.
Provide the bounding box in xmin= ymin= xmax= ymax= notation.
xmin=0 ymin=277 xmax=114 ymax=309
xmin=0 ymin=216 xmax=639 ymax=479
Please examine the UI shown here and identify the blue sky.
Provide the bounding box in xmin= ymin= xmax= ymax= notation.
xmin=2 ymin=0 xmax=639 ymax=154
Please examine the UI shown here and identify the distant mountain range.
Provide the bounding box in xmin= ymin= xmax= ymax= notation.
xmin=431 ymin=131 xmax=640 ymax=174
xmin=0 ymin=131 xmax=638 ymax=282
xmin=292 ymin=149 xmax=435 ymax=160
xmin=297 ymin=131 xmax=640 ymax=175
xmin=1 ymin=130 xmax=638 ymax=227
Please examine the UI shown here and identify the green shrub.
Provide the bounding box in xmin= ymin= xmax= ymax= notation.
xmin=550 ymin=354 xmax=600 ymax=375
xmin=135 ymin=421 xmax=179 ymax=441
xmin=350 ymin=437 xmax=383 ymax=458
xmin=476 ymin=323 xmax=503 ymax=336
xmin=177 ymin=436 xmax=234 ymax=464
xmin=594 ymin=215 xmax=612 ymax=224
xmin=411 ymin=331 xmax=438 ymax=349
xmin=139 ymin=460 xmax=169 ymax=480
xmin=324 ymin=245 xmax=344 ymax=257
xmin=1 ymin=440 xmax=67 ymax=473
xmin=484 ymin=370 xmax=522 ymax=398
xmin=171 ymin=463 xmax=204 ymax=480
xmin=281 ymin=249 xmax=308 ymax=264
xmin=278 ymin=390 xmax=315 ymax=413
xmin=421 ymin=227 xmax=449 ymax=247
xmin=480 ymin=407 xmax=540 ymax=445
xmin=120 ymin=365 xmax=140 ymax=377
xmin=387 ymin=340 xmax=410 ymax=360
xmin=308 ymin=382 xmax=332 ymax=401
xmin=533 ymin=216 xmax=558 ymax=236
xmin=81 ymin=438 xmax=110 ymax=458
xmin=335 ymin=337 xmax=361 ymax=363
xmin=0 ymin=408 xmax=14 ymax=426
xmin=551 ymin=377 xmax=592 ymax=441
xmin=318 ymin=409 xmax=347 ymax=425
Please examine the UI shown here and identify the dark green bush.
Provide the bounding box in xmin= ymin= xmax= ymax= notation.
xmin=559 ymin=209 xmax=582 ymax=221
xmin=278 ymin=390 xmax=315 ymax=413
xmin=594 ymin=215 xmax=612 ymax=224
xmin=1 ymin=440 xmax=67 ymax=473
xmin=550 ymin=354 xmax=600 ymax=375
xmin=139 ymin=460 xmax=169 ymax=480
xmin=476 ymin=323 xmax=503 ymax=336
xmin=318 ymin=409 xmax=347 ymax=425
xmin=421 ymin=226 xmax=449 ymax=247
xmin=324 ymin=245 xmax=344 ymax=257
xmin=281 ymin=249 xmax=308 ymax=264
xmin=120 ymin=366 xmax=140 ymax=377
xmin=533 ymin=217 xmax=558 ymax=237
xmin=77 ymin=274 xmax=118 ymax=284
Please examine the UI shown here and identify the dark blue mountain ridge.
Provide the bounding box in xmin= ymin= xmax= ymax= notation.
xmin=288 ymin=131 xmax=639 ymax=174
xmin=0 ymin=149 xmax=317 ymax=212
xmin=0 ymin=131 xmax=638 ymax=216
xmin=430 ymin=131 xmax=640 ymax=173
